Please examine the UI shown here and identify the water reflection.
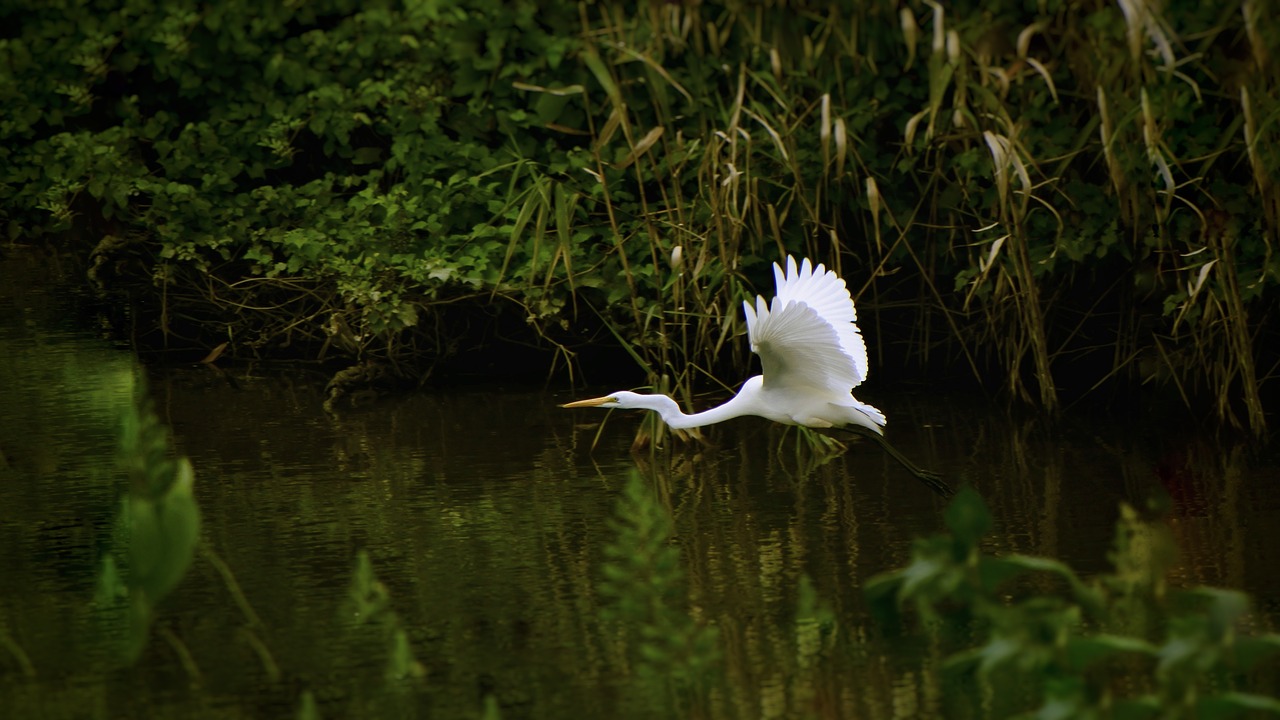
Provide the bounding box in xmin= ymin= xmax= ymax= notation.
xmin=3 ymin=249 xmax=1278 ymax=718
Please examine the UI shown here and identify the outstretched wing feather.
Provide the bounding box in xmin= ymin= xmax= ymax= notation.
xmin=744 ymin=256 xmax=869 ymax=393
xmin=748 ymin=298 xmax=861 ymax=395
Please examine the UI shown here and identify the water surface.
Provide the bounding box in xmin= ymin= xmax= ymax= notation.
xmin=3 ymin=248 xmax=1278 ymax=718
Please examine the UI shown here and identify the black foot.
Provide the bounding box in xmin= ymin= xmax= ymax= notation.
xmin=915 ymin=469 xmax=954 ymax=498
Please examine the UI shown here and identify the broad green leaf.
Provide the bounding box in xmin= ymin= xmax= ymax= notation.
xmin=1236 ymin=634 xmax=1280 ymax=671
xmin=1197 ymin=693 xmax=1280 ymax=718
xmin=944 ymin=486 xmax=991 ymax=547
xmin=1065 ymin=634 xmax=1158 ymax=672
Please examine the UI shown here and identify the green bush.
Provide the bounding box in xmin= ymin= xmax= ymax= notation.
xmin=3 ymin=1 xmax=1276 ymax=431
xmin=867 ymin=488 xmax=1280 ymax=718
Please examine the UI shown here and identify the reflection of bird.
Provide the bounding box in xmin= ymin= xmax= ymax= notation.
xmin=563 ymin=256 xmax=951 ymax=496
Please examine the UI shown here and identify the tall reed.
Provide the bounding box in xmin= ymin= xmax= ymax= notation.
xmin=533 ymin=1 xmax=1276 ymax=434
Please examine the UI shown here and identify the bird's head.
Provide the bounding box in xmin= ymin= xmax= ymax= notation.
xmin=560 ymin=391 xmax=648 ymax=410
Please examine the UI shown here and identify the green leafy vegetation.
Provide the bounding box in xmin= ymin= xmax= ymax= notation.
xmin=867 ymin=487 xmax=1280 ymax=718
xmin=94 ymin=382 xmax=201 ymax=663
xmin=600 ymin=472 xmax=720 ymax=713
xmin=1 ymin=300 xmax=1275 ymax=718
xmin=593 ymin=473 xmax=1280 ymax=718
xmin=345 ymin=549 xmax=426 ymax=683
xmin=2 ymin=1 xmax=1276 ymax=430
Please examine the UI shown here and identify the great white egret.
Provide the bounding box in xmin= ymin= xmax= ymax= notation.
xmin=563 ymin=256 xmax=952 ymax=496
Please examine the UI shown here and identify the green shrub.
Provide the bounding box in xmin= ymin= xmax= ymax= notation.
xmin=868 ymin=488 xmax=1280 ymax=718
xmin=3 ymin=1 xmax=1275 ymax=431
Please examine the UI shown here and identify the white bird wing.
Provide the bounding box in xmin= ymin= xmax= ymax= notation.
xmin=741 ymin=256 xmax=870 ymax=395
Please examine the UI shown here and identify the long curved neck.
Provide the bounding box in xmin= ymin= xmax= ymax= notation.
xmin=641 ymin=385 xmax=759 ymax=430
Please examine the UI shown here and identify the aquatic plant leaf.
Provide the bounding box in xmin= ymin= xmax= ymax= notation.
xmin=1065 ymin=634 xmax=1158 ymax=672
xmin=125 ymin=496 xmax=163 ymax=586
xmin=1110 ymin=697 xmax=1161 ymax=720
xmin=1035 ymin=677 xmax=1102 ymax=720
xmin=977 ymin=554 xmax=1045 ymax=592
xmin=1108 ymin=503 xmax=1178 ymax=592
xmin=91 ymin=381 xmax=204 ymax=664
xmin=975 ymin=635 xmax=1022 ymax=676
xmin=296 ymin=690 xmax=320 ymax=720
xmin=897 ymin=536 xmax=962 ymax=603
xmin=1180 ymin=587 xmax=1250 ymax=637
xmin=124 ymin=592 xmax=154 ymax=661
xmin=599 ymin=472 xmax=718 ymax=694
xmin=941 ymin=645 xmax=983 ymax=673
xmin=863 ymin=573 xmax=905 ymax=627
xmin=121 ymin=458 xmax=202 ymax=605
xmin=386 ymin=628 xmax=424 ymax=681
xmin=1196 ymin=692 xmax=1280 ymax=718
xmin=346 ymin=550 xmax=391 ymax=624
xmin=149 ymin=458 xmax=201 ymax=601
xmin=94 ymin=555 xmax=128 ymax=606
xmin=1157 ymin=616 xmax=1219 ymax=677
xmin=980 ymin=554 xmax=1104 ymax=614
xmin=1235 ymin=634 xmax=1280 ymax=671
xmin=943 ymin=486 xmax=991 ymax=548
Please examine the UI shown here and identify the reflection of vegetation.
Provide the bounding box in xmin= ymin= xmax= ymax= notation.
xmin=0 ymin=627 xmax=36 ymax=677
xmin=94 ymin=385 xmax=201 ymax=664
xmin=5 ymin=299 xmax=1274 ymax=720
xmin=867 ymin=488 xmax=1280 ymax=718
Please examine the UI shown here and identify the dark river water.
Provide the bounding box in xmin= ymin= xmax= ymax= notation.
xmin=3 ymin=247 xmax=1278 ymax=718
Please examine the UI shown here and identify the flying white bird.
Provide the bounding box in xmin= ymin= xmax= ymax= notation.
xmin=563 ymin=256 xmax=950 ymax=496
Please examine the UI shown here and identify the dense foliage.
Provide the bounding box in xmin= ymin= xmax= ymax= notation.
xmin=2 ymin=0 xmax=1277 ymax=431
xmin=868 ymin=488 xmax=1280 ymax=718
xmin=598 ymin=475 xmax=1280 ymax=718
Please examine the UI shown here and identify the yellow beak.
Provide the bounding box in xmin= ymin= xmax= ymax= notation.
xmin=560 ymin=396 xmax=616 ymax=408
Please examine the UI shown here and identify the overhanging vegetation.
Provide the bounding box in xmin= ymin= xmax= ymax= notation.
xmin=2 ymin=1 xmax=1275 ymax=432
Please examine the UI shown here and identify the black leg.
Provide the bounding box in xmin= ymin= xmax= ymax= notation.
xmin=840 ymin=426 xmax=954 ymax=498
